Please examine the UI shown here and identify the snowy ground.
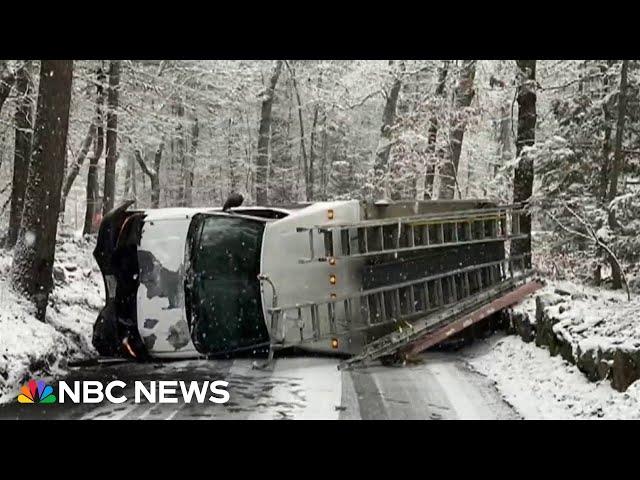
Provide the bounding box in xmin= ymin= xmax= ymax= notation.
xmin=509 ymin=278 xmax=640 ymax=367
xmin=466 ymin=335 xmax=640 ymax=419
xmin=464 ymin=280 xmax=640 ymax=419
xmin=0 ymin=233 xmax=101 ymax=402
xmin=532 ymin=280 xmax=640 ymax=355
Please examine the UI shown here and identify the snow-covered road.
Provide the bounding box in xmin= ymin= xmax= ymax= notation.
xmin=0 ymin=352 xmax=519 ymax=420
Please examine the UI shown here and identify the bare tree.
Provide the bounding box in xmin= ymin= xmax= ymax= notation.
xmin=604 ymin=60 xmax=630 ymax=289
xmin=227 ymin=118 xmax=237 ymax=192
xmin=598 ymin=60 xmax=615 ymax=201
xmin=285 ymin=61 xmax=312 ymax=201
xmin=308 ymin=69 xmax=324 ymax=202
xmin=512 ymin=60 xmax=537 ymax=268
xmin=256 ymin=60 xmax=283 ymax=205
xmin=103 ymin=60 xmax=120 ymax=214
xmin=60 ymin=126 xmax=96 ymax=214
xmin=184 ymin=116 xmax=198 ymax=207
xmin=438 ymin=60 xmax=477 ymax=199
xmin=123 ymin=152 xmax=138 ymax=205
xmin=547 ymin=203 xmax=630 ymax=301
xmin=607 ymin=59 xmax=629 ymax=203
xmin=496 ymin=102 xmax=512 ymax=176
xmin=308 ymin=104 xmax=320 ymax=201
xmin=83 ymin=67 xmax=106 ymax=235
xmin=11 ymin=60 xmax=73 ymax=320
xmin=7 ymin=62 xmax=34 ymax=247
xmin=60 ymin=69 xmax=107 ymax=215
xmin=422 ymin=61 xmax=449 ymax=199
xmin=131 ymin=153 xmax=138 ymax=206
xmin=374 ymin=61 xmax=404 ymax=199
xmin=136 ymin=143 xmax=163 ymax=208
xmin=0 ymin=61 xmax=15 ymax=114
xmin=320 ymin=110 xmax=329 ymax=199
xmin=172 ymin=94 xmax=186 ymax=206
xmin=123 ymin=155 xmax=132 ymax=196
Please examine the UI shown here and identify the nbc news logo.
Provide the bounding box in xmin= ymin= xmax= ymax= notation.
xmin=17 ymin=379 xmax=57 ymax=404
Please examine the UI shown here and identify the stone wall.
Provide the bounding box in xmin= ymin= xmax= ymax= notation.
xmin=506 ymin=292 xmax=640 ymax=392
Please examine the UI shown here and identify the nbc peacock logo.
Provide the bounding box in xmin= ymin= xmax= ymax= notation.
xmin=17 ymin=379 xmax=57 ymax=404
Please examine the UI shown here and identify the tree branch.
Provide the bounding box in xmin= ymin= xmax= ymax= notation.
xmin=548 ymin=205 xmax=631 ymax=301
xmin=135 ymin=149 xmax=156 ymax=178
xmin=539 ymin=72 xmax=604 ymax=91
xmin=62 ymin=122 xmax=97 ymax=201
xmin=0 ymin=180 xmax=11 ymax=196
xmin=335 ymin=89 xmax=385 ymax=110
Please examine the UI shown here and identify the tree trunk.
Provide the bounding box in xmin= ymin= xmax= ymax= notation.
xmin=285 ymin=61 xmax=310 ymax=201
xmin=11 ymin=60 xmax=73 ymax=320
xmin=150 ymin=177 xmax=159 ymax=207
xmin=83 ymin=67 xmax=106 ymax=235
xmin=320 ymin=111 xmax=329 ymax=199
xmin=374 ymin=61 xmax=403 ymax=199
xmin=599 ymin=60 xmax=615 ymax=201
xmin=605 ymin=60 xmax=630 ymax=290
xmin=284 ymin=79 xmax=297 ymax=200
xmin=228 ymin=118 xmax=236 ymax=191
xmin=173 ymin=95 xmax=186 ymax=206
xmin=60 ymin=69 xmax=110 ymax=217
xmin=607 ymin=60 xmax=629 ymax=202
xmin=151 ymin=144 xmax=162 ymax=208
xmin=7 ymin=62 xmax=34 ymax=247
xmin=438 ymin=60 xmax=476 ymax=199
xmin=496 ymin=102 xmax=512 ymax=176
xmin=309 ymin=104 xmax=320 ymax=201
xmin=512 ymin=60 xmax=537 ymax=269
xmin=423 ymin=61 xmax=449 ymax=199
xmin=185 ymin=116 xmax=198 ymax=206
xmin=124 ymin=155 xmax=131 ymax=196
xmin=256 ymin=60 xmax=283 ymax=206
xmin=60 ymin=123 xmax=96 ymax=215
xmin=0 ymin=61 xmax=15 ymax=114
xmin=131 ymin=152 xmax=138 ymax=207
xmin=135 ymin=143 xmax=163 ymax=208
xmin=241 ymin=112 xmax=252 ymax=201
xmin=103 ymin=60 xmax=120 ymax=215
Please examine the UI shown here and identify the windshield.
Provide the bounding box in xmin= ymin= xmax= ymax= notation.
xmin=186 ymin=215 xmax=269 ymax=355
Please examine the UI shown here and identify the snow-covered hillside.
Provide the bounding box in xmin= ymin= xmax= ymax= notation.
xmin=0 ymin=234 xmax=101 ymax=402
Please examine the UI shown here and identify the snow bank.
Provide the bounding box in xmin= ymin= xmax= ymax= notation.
xmin=466 ymin=278 xmax=640 ymax=418
xmin=513 ymin=279 xmax=640 ymax=355
xmin=467 ymin=335 xmax=640 ymax=419
xmin=0 ymin=234 xmax=102 ymax=403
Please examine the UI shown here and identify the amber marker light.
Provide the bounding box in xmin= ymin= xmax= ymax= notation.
xmin=328 ymin=257 xmax=336 ymax=266
xmin=327 ymin=209 xmax=334 ymax=220
xmin=329 ymin=274 xmax=337 ymax=285
xmin=331 ymin=338 xmax=339 ymax=349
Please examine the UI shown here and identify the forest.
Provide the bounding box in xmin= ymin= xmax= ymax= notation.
xmin=0 ymin=59 xmax=639 ymax=322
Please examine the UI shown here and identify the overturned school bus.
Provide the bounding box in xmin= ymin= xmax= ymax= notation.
xmin=92 ymin=198 xmax=541 ymax=368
